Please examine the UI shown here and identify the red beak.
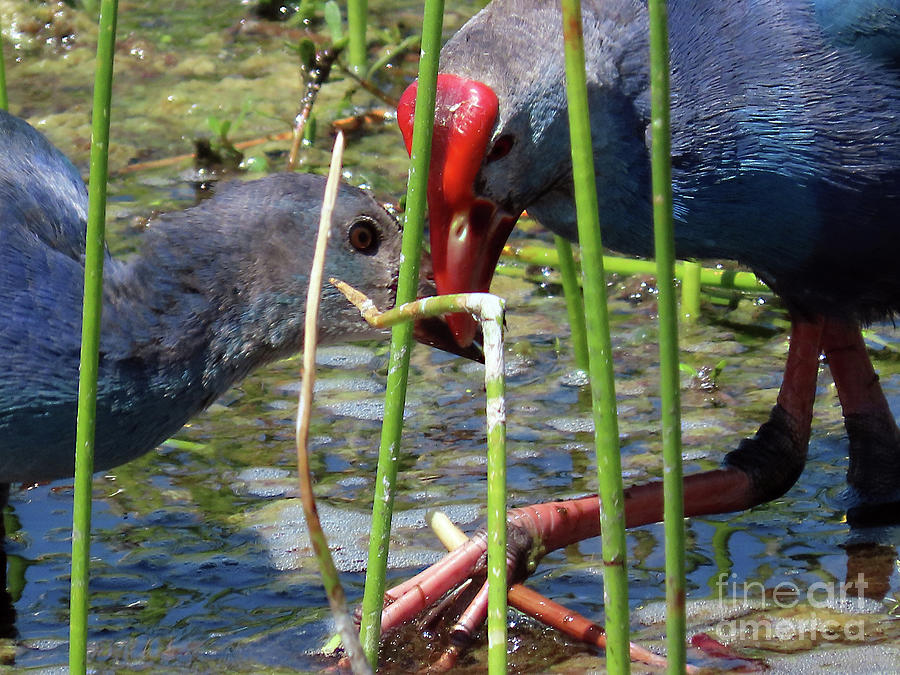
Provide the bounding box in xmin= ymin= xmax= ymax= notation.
xmin=398 ymin=74 xmax=517 ymax=347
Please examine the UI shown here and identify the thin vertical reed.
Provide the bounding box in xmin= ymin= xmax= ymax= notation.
xmin=347 ymin=0 xmax=368 ymax=75
xmin=647 ymin=0 xmax=687 ymax=671
xmin=69 ymin=0 xmax=119 ymax=672
xmin=554 ymin=236 xmax=589 ymax=371
xmin=357 ymin=0 xmax=444 ymax=667
xmin=334 ymin=287 xmax=508 ymax=673
xmin=559 ymin=1 xmax=630 ymax=671
xmin=680 ymin=260 xmax=701 ymax=323
xmin=294 ymin=133 xmax=371 ymax=675
xmin=482 ymin=296 xmax=508 ymax=674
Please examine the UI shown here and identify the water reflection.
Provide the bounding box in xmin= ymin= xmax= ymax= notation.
xmin=3 ymin=261 xmax=899 ymax=670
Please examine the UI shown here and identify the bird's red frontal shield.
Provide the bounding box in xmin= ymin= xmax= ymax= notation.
xmin=398 ymin=74 xmax=516 ymax=347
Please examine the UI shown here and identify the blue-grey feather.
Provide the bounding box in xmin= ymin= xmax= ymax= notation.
xmin=440 ymin=0 xmax=899 ymax=319
xmin=1 ymin=110 xmax=401 ymax=482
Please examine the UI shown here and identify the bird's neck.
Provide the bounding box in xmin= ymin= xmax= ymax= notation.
xmin=103 ymin=213 xmax=307 ymax=403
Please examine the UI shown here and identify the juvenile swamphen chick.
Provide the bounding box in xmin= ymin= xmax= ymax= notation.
xmin=0 ymin=109 xmax=464 ymax=484
xmin=383 ymin=0 xmax=900 ymax=640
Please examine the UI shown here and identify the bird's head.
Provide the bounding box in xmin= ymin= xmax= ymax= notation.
xmin=396 ymin=2 xmax=578 ymax=348
xmin=156 ymin=174 xmax=483 ymax=362
xmin=397 ymin=0 xmax=651 ymax=348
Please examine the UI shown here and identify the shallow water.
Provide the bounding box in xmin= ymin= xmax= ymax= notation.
xmin=3 ymin=1 xmax=900 ymax=672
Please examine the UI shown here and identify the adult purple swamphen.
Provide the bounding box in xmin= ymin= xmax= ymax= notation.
xmin=0 ymin=108 xmax=474 ymax=486
xmin=383 ymin=0 xmax=900 ymax=643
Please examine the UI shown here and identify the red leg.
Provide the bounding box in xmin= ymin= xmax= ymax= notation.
xmin=720 ymin=316 xmax=824 ymax=504
xmin=822 ymin=319 xmax=892 ymax=417
xmin=380 ymin=317 xmax=828 ymax=648
xmin=821 ymin=319 xmax=900 ymax=505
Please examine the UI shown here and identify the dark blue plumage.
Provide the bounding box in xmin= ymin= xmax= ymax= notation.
xmin=814 ymin=0 xmax=900 ymax=66
xmin=0 ymin=111 xmax=88 ymax=259
xmin=380 ymin=0 xmax=900 ymax=641
xmin=436 ymin=0 xmax=899 ymax=320
xmin=409 ymin=0 xmax=900 ymax=499
xmin=1 ymin=109 xmax=405 ymax=483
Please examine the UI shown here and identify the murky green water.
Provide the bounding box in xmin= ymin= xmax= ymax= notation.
xmin=3 ymin=1 xmax=899 ymax=672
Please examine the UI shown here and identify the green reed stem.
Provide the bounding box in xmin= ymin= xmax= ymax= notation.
xmin=647 ymin=1 xmax=686 ymax=671
xmin=559 ymin=1 xmax=629 ymax=671
xmin=347 ymin=0 xmax=368 ymax=75
xmin=70 ymin=0 xmax=118 ymax=672
xmin=482 ymin=301 xmax=508 ymax=675
xmin=554 ymin=236 xmax=589 ymax=371
xmin=357 ymin=0 xmax=444 ymax=667
xmin=503 ymin=244 xmax=767 ymax=293
xmin=337 ymin=283 xmax=508 ymax=673
xmin=365 ymin=34 xmax=420 ymax=81
xmin=680 ymin=260 xmax=701 ymax=323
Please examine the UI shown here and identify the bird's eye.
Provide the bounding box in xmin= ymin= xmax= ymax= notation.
xmin=486 ymin=134 xmax=514 ymax=164
xmin=348 ymin=218 xmax=380 ymax=255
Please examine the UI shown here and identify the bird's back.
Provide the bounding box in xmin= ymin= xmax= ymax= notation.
xmin=0 ymin=110 xmax=88 ymax=259
xmin=0 ymin=111 xmax=95 ymax=479
xmin=813 ymin=0 xmax=900 ymax=67
xmin=661 ymin=0 xmax=900 ymax=317
xmin=0 ymin=112 xmax=200 ymax=480
xmin=0 ymin=223 xmax=91 ymax=476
